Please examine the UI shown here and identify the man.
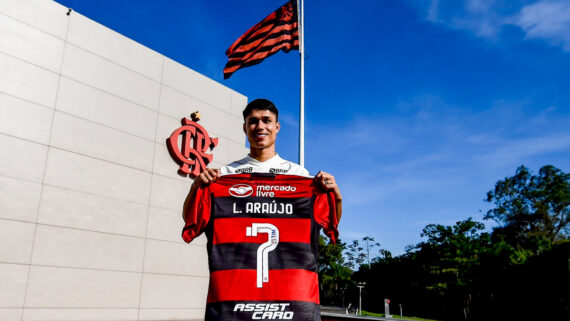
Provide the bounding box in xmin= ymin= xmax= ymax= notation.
xmin=182 ymin=98 xmax=342 ymax=321
xmin=183 ymin=98 xmax=342 ymax=222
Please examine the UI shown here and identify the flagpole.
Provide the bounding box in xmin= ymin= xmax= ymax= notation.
xmin=297 ymin=0 xmax=305 ymax=168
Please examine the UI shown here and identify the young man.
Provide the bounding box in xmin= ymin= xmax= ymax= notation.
xmin=182 ymin=98 xmax=342 ymax=321
xmin=183 ymin=98 xmax=342 ymax=222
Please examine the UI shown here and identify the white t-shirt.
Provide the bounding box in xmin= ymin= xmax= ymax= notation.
xmin=221 ymin=154 xmax=310 ymax=176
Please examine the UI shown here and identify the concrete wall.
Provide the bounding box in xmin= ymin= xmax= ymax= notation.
xmin=0 ymin=0 xmax=249 ymax=320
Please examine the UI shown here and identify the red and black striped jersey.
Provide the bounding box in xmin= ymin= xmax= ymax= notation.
xmin=182 ymin=174 xmax=338 ymax=321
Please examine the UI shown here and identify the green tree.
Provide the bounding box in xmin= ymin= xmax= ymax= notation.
xmin=318 ymin=236 xmax=353 ymax=306
xmin=485 ymin=165 xmax=570 ymax=254
xmin=345 ymin=237 xmax=383 ymax=270
xmin=408 ymin=218 xmax=490 ymax=320
xmin=345 ymin=240 xmax=366 ymax=269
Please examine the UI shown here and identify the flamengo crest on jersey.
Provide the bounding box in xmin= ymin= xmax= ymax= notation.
xmin=182 ymin=174 xmax=338 ymax=321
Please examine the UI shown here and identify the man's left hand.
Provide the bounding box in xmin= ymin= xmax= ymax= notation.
xmin=315 ymin=171 xmax=343 ymax=221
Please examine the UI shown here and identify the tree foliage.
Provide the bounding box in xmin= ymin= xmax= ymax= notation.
xmin=318 ymin=236 xmax=353 ymax=306
xmin=485 ymin=165 xmax=570 ymax=251
xmin=345 ymin=236 xmax=386 ymax=269
xmin=407 ymin=219 xmax=490 ymax=320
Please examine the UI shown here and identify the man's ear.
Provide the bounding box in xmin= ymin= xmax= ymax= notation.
xmin=276 ymin=121 xmax=280 ymax=133
xmin=243 ymin=123 xmax=246 ymax=133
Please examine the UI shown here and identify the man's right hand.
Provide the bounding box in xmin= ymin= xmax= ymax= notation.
xmin=192 ymin=168 xmax=221 ymax=188
xmin=184 ymin=168 xmax=220 ymax=222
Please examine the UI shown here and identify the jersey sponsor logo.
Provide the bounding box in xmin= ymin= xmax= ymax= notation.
xmin=256 ymin=185 xmax=296 ymax=197
xmin=236 ymin=167 xmax=253 ymax=174
xmin=230 ymin=184 xmax=297 ymax=198
xmin=229 ymin=184 xmax=254 ymax=197
xmin=269 ymin=168 xmax=288 ymax=174
xmin=233 ymin=303 xmax=294 ymax=320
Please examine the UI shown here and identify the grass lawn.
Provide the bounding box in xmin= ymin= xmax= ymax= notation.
xmin=361 ymin=310 xmax=440 ymax=321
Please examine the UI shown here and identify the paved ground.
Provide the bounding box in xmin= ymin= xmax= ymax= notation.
xmin=321 ymin=306 xmax=387 ymax=320
xmin=321 ymin=306 xmax=418 ymax=321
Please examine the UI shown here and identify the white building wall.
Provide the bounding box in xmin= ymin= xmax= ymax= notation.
xmin=0 ymin=1 xmax=249 ymax=320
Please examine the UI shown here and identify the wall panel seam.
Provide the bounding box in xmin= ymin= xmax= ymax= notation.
xmin=58 ymin=75 xmax=158 ymax=114
xmin=0 ymin=173 xmax=195 ymax=214
xmin=160 ymin=83 xmax=233 ymax=117
xmin=64 ymin=42 xmax=161 ymax=87
xmin=0 ymin=91 xmax=54 ymax=112
xmin=0 ymin=218 xmax=206 ymax=247
xmin=0 ymin=261 xmax=207 ymax=278
xmin=0 ymin=11 xmax=66 ymax=41
xmin=0 ymin=173 xmax=43 ymax=189
xmin=20 ymin=7 xmax=72 ymax=320
xmin=0 ymin=51 xmax=59 ymax=77
xmin=156 ymin=112 xmax=243 ymax=145
xmin=137 ymin=54 xmax=165 ymax=321
xmin=50 ymin=109 xmax=157 ymax=143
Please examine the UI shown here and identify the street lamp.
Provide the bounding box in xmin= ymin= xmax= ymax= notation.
xmin=357 ymin=282 xmax=366 ymax=316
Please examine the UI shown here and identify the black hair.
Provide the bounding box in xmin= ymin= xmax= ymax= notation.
xmin=242 ymin=98 xmax=279 ymax=121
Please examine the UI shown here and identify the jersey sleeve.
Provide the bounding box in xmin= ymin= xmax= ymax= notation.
xmin=181 ymin=185 xmax=211 ymax=243
xmin=313 ymin=191 xmax=339 ymax=244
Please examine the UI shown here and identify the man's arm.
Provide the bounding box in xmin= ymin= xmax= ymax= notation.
xmin=182 ymin=168 xmax=221 ymax=223
xmin=314 ymin=171 xmax=343 ymax=222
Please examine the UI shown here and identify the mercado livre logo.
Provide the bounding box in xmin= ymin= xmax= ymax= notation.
xmin=229 ymin=184 xmax=254 ymax=198
xmin=229 ymin=184 xmax=297 ymax=198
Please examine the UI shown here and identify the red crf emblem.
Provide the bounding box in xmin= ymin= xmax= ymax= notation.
xmin=167 ymin=116 xmax=218 ymax=178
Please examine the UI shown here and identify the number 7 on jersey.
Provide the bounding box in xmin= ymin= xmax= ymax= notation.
xmin=246 ymin=223 xmax=280 ymax=288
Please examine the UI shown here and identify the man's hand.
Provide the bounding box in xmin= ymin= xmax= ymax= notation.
xmin=183 ymin=168 xmax=220 ymax=222
xmin=193 ymin=168 xmax=221 ymax=188
xmin=315 ymin=171 xmax=343 ymax=222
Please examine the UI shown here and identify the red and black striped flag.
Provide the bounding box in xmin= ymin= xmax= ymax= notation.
xmin=223 ymin=0 xmax=299 ymax=79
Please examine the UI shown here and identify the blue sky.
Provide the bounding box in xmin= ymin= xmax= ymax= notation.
xmin=55 ymin=0 xmax=570 ymax=255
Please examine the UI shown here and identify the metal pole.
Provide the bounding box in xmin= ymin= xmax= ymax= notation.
xmin=359 ymin=287 xmax=362 ymax=316
xmin=357 ymin=284 xmax=365 ymax=316
xmin=296 ymin=0 xmax=305 ymax=167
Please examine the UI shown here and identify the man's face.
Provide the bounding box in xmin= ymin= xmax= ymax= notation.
xmin=243 ymin=109 xmax=280 ymax=151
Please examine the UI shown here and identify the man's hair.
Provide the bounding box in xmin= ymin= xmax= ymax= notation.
xmin=242 ymin=98 xmax=279 ymax=121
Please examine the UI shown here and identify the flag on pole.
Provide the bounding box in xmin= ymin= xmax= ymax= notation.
xmin=223 ymin=0 xmax=299 ymax=79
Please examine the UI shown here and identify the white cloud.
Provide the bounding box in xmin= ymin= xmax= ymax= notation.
xmin=476 ymin=133 xmax=570 ymax=167
xmin=465 ymin=0 xmax=496 ymax=14
xmin=408 ymin=0 xmax=570 ymax=51
xmin=427 ymin=0 xmax=441 ymax=22
xmin=279 ymin=112 xmax=300 ymax=129
xmin=513 ymin=1 xmax=570 ymax=51
xmin=340 ymin=230 xmax=368 ymax=241
xmin=307 ymin=95 xmax=570 ymax=207
xmin=407 ymin=0 xmax=506 ymax=39
xmin=452 ymin=17 xmax=502 ymax=38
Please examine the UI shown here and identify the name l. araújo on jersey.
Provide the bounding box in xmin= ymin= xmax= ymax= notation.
xmin=233 ymin=200 xmax=293 ymax=215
